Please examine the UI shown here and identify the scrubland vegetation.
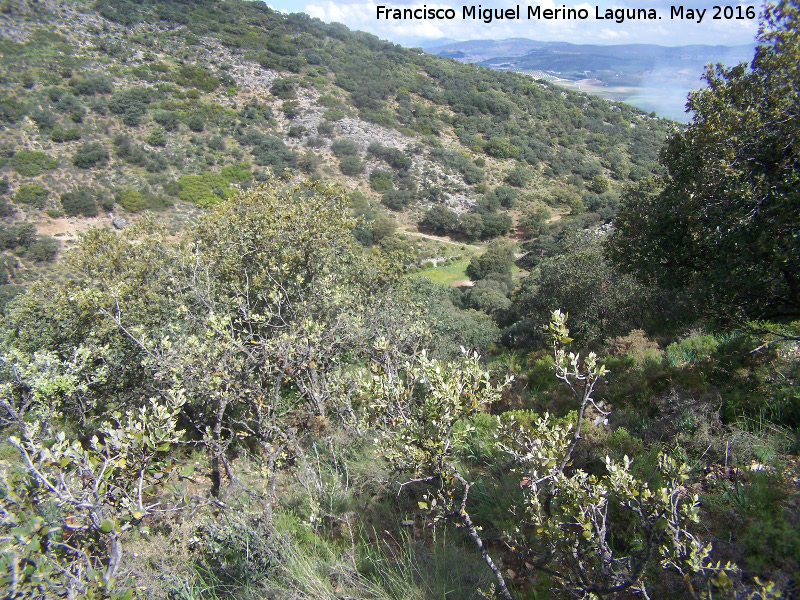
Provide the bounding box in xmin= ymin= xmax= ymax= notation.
xmin=0 ymin=0 xmax=798 ymax=598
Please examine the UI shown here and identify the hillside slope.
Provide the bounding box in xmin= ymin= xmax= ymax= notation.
xmin=0 ymin=0 xmax=672 ymax=298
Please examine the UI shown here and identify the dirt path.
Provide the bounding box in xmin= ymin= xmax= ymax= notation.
xmin=400 ymin=229 xmax=482 ymax=250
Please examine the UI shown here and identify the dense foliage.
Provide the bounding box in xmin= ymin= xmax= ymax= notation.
xmin=0 ymin=1 xmax=797 ymax=599
xmin=608 ymin=0 xmax=800 ymax=320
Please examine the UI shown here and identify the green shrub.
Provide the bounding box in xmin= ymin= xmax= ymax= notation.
xmin=368 ymin=143 xmax=413 ymax=170
xmin=114 ymin=188 xmax=147 ymax=212
xmin=146 ymin=128 xmax=167 ymax=147
xmin=330 ymin=138 xmax=359 ymax=157
xmin=26 ymin=235 xmax=59 ymax=261
xmin=466 ymin=242 xmax=515 ymax=281
xmin=50 ymin=126 xmax=81 ymax=142
xmin=60 ymin=187 xmax=98 ymax=217
xmin=14 ymin=184 xmax=49 ymax=208
xmin=504 ymin=165 xmax=532 ymax=188
xmin=339 ymin=155 xmax=363 ymax=176
xmin=187 ymin=114 xmax=205 ymax=132
xmin=98 ymin=193 xmax=115 ymax=211
xmin=0 ymin=283 xmax=24 ymax=311
xmin=270 ymin=77 xmax=297 ymax=99
xmin=369 ymin=170 xmax=393 ymax=192
xmin=69 ymin=75 xmax=113 ymax=96
xmin=175 ymin=64 xmax=220 ymax=92
xmin=322 ymin=108 xmax=344 ymax=121
xmin=177 ymin=173 xmax=233 ymax=207
xmin=287 ymin=125 xmax=305 ymax=138
xmin=381 ymin=189 xmax=412 ymax=211
xmin=72 ymin=142 xmax=109 ymax=169
xmin=142 ymin=191 xmax=173 ymax=211
xmin=589 ymin=174 xmax=610 ymax=193
xmin=69 ymin=107 xmax=86 ymax=123
xmin=0 ymin=223 xmax=36 ymax=249
xmin=248 ymin=135 xmax=296 ymax=171
xmin=108 ymin=87 xmax=152 ymax=115
xmin=108 ymin=87 xmax=151 ymax=126
xmin=220 ymin=162 xmax=252 ymax=183
xmin=664 ymin=334 xmax=720 ymax=367
xmin=297 ymin=150 xmax=322 ymax=174
xmin=0 ymin=96 xmax=26 ymax=123
xmin=9 ymin=151 xmax=58 ymax=176
xmin=0 ymin=199 xmax=13 ymax=218
xmin=280 ymin=100 xmax=300 ymax=119
xmin=153 ymin=110 xmax=179 ymax=131
xmin=29 ymin=109 xmax=56 ymax=131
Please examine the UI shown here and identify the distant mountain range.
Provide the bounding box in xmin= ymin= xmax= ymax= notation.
xmin=427 ymin=39 xmax=756 ymax=120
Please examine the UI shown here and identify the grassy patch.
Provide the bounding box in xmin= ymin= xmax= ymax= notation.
xmin=418 ymin=257 xmax=471 ymax=286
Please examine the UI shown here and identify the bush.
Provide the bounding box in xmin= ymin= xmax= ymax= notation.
xmin=339 ymin=155 xmax=364 ymax=176
xmin=297 ymin=150 xmax=322 ymax=174
xmin=108 ymin=87 xmax=151 ymax=126
xmin=369 ymin=170 xmax=393 ymax=192
xmin=287 ymin=125 xmax=305 ymax=139
xmin=248 ymin=134 xmax=296 ymax=171
xmin=177 ymin=173 xmax=233 ymax=207
xmin=461 ymin=161 xmax=484 ymax=184
xmin=14 ymin=184 xmax=49 ymax=208
xmin=175 ymin=64 xmax=220 ymax=92
xmin=504 ymin=165 xmax=532 ymax=188
xmin=69 ymin=107 xmax=85 ymax=123
xmin=72 ymin=142 xmax=109 ymax=169
xmin=187 ymin=114 xmax=205 ymax=132
xmin=466 ymin=242 xmax=515 ymax=281
xmin=0 ymin=223 xmax=36 ymax=249
xmin=419 ymin=205 xmax=458 ymax=235
xmin=220 ymin=162 xmax=252 ymax=183
xmin=50 ymin=126 xmax=81 ymax=142
xmin=0 ymin=198 xmax=13 ymax=218
xmin=70 ymin=75 xmax=113 ymax=96
xmin=330 ymin=138 xmax=359 ymax=157
xmin=208 ymin=135 xmax=226 ymax=151
xmin=381 ymin=189 xmax=412 ymax=211
xmin=153 ymin=110 xmax=179 ymax=131
xmin=26 ymin=235 xmax=59 ymax=261
xmin=480 ymin=211 xmax=512 ymax=238
xmin=141 ymin=191 xmax=173 ymax=211
xmin=146 ymin=128 xmax=167 ymax=147
xmin=30 ymin=109 xmax=56 ymax=131
xmin=280 ymin=100 xmax=301 ymax=119
xmin=9 ymin=151 xmax=58 ymax=176
xmin=114 ymin=188 xmax=147 ymax=212
xmin=368 ymin=142 xmax=412 ymax=170
xmin=60 ymin=187 xmax=98 ymax=217
xmin=321 ymin=107 xmax=344 ymax=121
xmin=270 ymin=77 xmax=297 ymax=99
xmin=486 ymin=185 xmax=518 ymax=209
xmin=589 ymin=175 xmax=610 ymax=193
xmin=0 ymin=96 xmax=26 ymax=123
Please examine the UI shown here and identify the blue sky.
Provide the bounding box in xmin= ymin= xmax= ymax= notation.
xmin=267 ymin=0 xmax=763 ymax=47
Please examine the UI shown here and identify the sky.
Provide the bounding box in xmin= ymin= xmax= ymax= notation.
xmin=266 ymin=0 xmax=764 ymax=48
